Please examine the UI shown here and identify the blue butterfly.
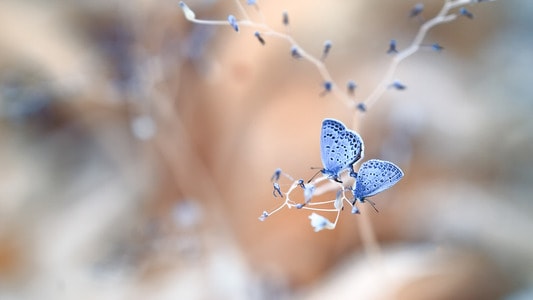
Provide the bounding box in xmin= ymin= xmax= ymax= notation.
xmin=351 ymin=159 xmax=404 ymax=214
xmin=320 ymin=118 xmax=364 ymax=182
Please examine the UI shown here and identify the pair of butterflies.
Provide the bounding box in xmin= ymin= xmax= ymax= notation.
xmin=320 ymin=118 xmax=403 ymax=213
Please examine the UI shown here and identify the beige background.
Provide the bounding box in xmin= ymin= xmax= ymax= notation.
xmin=0 ymin=0 xmax=531 ymax=299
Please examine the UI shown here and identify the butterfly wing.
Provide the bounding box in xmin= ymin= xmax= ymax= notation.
xmin=320 ymin=119 xmax=364 ymax=178
xmin=353 ymin=159 xmax=403 ymax=200
xmin=339 ymin=129 xmax=364 ymax=167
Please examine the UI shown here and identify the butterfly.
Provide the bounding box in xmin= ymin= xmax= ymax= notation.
xmin=351 ymin=159 xmax=404 ymax=214
xmin=320 ymin=118 xmax=364 ymax=182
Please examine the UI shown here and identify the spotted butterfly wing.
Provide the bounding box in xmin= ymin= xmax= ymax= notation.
xmin=320 ymin=118 xmax=364 ymax=181
xmin=353 ymin=159 xmax=403 ymax=201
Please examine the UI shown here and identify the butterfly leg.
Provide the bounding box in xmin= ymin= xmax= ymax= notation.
xmin=351 ymin=203 xmax=360 ymax=214
xmin=351 ymin=196 xmax=360 ymax=214
xmin=365 ymin=199 xmax=380 ymax=213
xmin=332 ymin=175 xmax=343 ymax=183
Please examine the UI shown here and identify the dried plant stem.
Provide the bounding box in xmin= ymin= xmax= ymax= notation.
xmin=357 ymin=206 xmax=383 ymax=267
xmin=178 ymin=0 xmax=494 ymax=261
xmin=181 ymin=0 xmax=478 ymax=121
xmin=360 ymin=0 xmax=467 ymax=110
xmin=349 ymin=0 xmax=477 ymax=262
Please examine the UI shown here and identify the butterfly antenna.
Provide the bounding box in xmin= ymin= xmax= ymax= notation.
xmin=307 ymin=168 xmax=322 ymax=183
xmin=365 ymin=199 xmax=379 ymax=213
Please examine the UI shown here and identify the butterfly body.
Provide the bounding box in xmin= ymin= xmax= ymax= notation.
xmin=320 ymin=119 xmax=364 ymax=182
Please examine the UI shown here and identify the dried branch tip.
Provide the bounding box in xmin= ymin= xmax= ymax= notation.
xmin=255 ymin=32 xmax=265 ymax=45
xmin=409 ymin=3 xmax=424 ymax=18
xmin=347 ymin=80 xmax=357 ymax=95
xmin=387 ymin=39 xmax=399 ymax=54
xmin=356 ymin=103 xmax=366 ymax=112
xmin=390 ymin=80 xmax=406 ymax=90
xmin=179 ymin=1 xmax=196 ymax=21
xmin=282 ymin=11 xmax=289 ymax=26
xmin=228 ymin=15 xmax=239 ymax=32
xmin=459 ymin=7 xmax=474 ymax=19
xmin=291 ymin=46 xmax=302 ymax=59
xmin=322 ymin=40 xmax=332 ymax=60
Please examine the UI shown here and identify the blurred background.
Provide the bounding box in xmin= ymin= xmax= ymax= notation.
xmin=1 ymin=0 xmax=532 ymax=299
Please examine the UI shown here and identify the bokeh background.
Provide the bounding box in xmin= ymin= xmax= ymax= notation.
xmin=1 ymin=0 xmax=532 ymax=299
